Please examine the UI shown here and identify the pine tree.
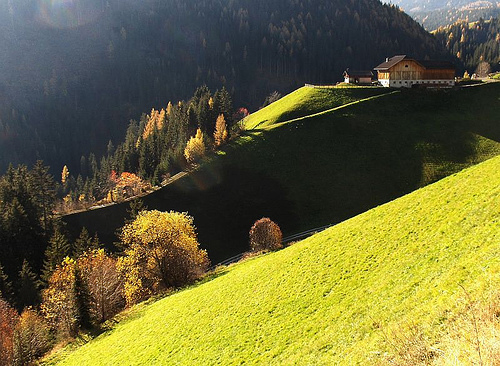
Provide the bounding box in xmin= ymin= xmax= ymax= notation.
xmin=29 ymin=160 xmax=55 ymax=236
xmin=73 ymin=227 xmax=93 ymax=258
xmin=126 ymin=199 xmax=147 ymax=223
xmin=74 ymin=265 xmax=91 ymax=329
xmin=214 ymin=87 xmax=233 ymax=128
xmin=0 ymin=262 xmax=14 ymax=305
xmin=16 ymin=259 xmax=40 ymax=310
xmin=42 ymin=227 xmax=71 ymax=283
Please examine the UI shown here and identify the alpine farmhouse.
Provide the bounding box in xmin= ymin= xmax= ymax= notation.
xmin=375 ymin=55 xmax=455 ymax=88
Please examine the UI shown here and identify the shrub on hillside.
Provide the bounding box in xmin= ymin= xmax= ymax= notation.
xmin=0 ymin=297 xmax=18 ymax=365
xmin=77 ymin=249 xmax=124 ymax=325
xmin=118 ymin=210 xmax=209 ymax=306
xmin=12 ymin=308 xmax=51 ymax=365
xmin=249 ymin=218 xmax=283 ymax=252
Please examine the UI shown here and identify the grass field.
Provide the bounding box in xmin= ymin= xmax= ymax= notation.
xmin=50 ymin=154 xmax=500 ymax=365
xmin=243 ymin=86 xmax=389 ymax=129
xmin=64 ymin=83 xmax=500 ymax=265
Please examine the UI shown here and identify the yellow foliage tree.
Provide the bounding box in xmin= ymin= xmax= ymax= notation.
xmin=41 ymin=257 xmax=78 ymax=337
xmin=61 ymin=165 xmax=69 ymax=184
xmin=117 ymin=210 xmax=209 ymax=306
xmin=214 ymin=114 xmax=228 ymax=147
xmin=184 ymin=128 xmax=206 ymax=164
xmin=142 ymin=108 xmax=167 ymax=140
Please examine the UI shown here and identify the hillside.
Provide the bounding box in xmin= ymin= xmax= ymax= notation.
xmin=386 ymin=0 xmax=500 ymax=30
xmin=49 ymin=154 xmax=500 ymax=365
xmin=64 ymin=83 xmax=500 ymax=264
xmin=434 ymin=18 xmax=500 ymax=74
xmin=0 ymin=0 xmax=447 ymax=173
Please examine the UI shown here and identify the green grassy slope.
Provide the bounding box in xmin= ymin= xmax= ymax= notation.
xmin=52 ymin=155 xmax=500 ymax=365
xmin=243 ymin=86 xmax=389 ymax=129
xmin=64 ymin=84 xmax=500 ymax=264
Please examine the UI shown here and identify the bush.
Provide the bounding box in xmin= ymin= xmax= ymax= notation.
xmin=12 ymin=308 xmax=50 ymax=366
xmin=0 ymin=297 xmax=18 ymax=366
xmin=118 ymin=210 xmax=209 ymax=306
xmin=77 ymin=249 xmax=124 ymax=325
xmin=249 ymin=218 xmax=283 ymax=252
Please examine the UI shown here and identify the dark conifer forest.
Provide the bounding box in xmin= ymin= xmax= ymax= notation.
xmin=0 ymin=0 xmax=447 ymax=174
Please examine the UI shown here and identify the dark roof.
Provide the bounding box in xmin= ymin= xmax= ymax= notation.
xmin=343 ymin=69 xmax=373 ymax=77
xmin=374 ymin=55 xmax=407 ymax=70
xmin=374 ymin=55 xmax=455 ymax=71
xmin=416 ymin=60 xmax=455 ymax=70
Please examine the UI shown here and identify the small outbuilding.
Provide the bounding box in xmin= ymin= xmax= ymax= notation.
xmin=374 ymin=55 xmax=455 ymax=88
xmin=343 ymin=69 xmax=373 ymax=85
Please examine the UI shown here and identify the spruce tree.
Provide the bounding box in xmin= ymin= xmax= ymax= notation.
xmin=73 ymin=227 xmax=93 ymax=258
xmin=0 ymin=262 xmax=14 ymax=305
xmin=42 ymin=227 xmax=71 ymax=283
xmin=29 ymin=160 xmax=56 ymax=236
xmin=16 ymin=259 xmax=40 ymax=310
xmin=74 ymin=265 xmax=91 ymax=329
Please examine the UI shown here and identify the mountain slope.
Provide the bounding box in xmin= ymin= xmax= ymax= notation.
xmin=64 ymin=83 xmax=500 ymax=264
xmin=385 ymin=0 xmax=500 ymax=29
xmin=51 ymin=154 xmax=500 ymax=365
xmin=434 ymin=18 xmax=500 ymax=74
xmin=0 ymin=0 xmax=447 ymax=173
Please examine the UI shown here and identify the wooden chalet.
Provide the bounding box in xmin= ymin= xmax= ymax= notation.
xmin=374 ymin=55 xmax=455 ymax=88
xmin=343 ymin=69 xmax=373 ymax=85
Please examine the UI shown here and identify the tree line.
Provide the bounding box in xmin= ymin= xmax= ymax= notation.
xmin=434 ymin=17 xmax=500 ymax=75
xmin=57 ymin=85 xmax=240 ymax=213
xmin=0 ymin=84 xmax=235 ymax=307
xmin=1 ymin=196 xmax=283 ymax=365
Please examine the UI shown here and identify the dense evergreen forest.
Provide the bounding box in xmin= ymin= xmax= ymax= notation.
xmin=434 ymin=18 xmax=500 ymax=74
xmin=0 ymin=0 xmax=448 ymax=174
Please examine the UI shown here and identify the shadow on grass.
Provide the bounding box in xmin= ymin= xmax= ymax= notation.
xmin=63 ymin=85 xmax=500 ymax=268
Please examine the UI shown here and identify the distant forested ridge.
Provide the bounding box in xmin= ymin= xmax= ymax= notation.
xmin=0 ymin=0 xmax=447 ymax=174
xmin=385 ymin=0 xmax=500 ymax=30
xmin=434 ymin=18 xmax=500 ymax=73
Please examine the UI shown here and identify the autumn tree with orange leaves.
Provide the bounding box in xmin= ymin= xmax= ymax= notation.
xmin=249 ymin=218 xmax=283 ymax=252
xmin=0 ymin=297 xmax=18 ymax=365
xmin=12 ymin=308 xmax=50 ymax=365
